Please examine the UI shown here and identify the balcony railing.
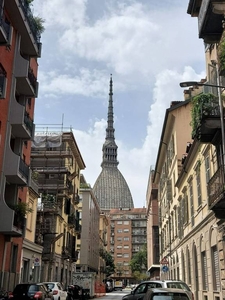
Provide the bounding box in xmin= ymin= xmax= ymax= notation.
xmin=19 ymin=158 xmax=29 ymax=181
xmin=191 ymin=94 xmax=221 ymax=143
xmin=10 ymin=96 xmax=34 ymax=139
xmin=207 ymin=165 xmax=225 ymax=218
xmin=0 ymin=202 xmax=25 ymax=236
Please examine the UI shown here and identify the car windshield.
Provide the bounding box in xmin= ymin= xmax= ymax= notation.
xmin=166 ymin=283 xmax=190 ymax=291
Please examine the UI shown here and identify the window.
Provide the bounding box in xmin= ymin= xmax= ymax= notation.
xmin=10 ymin=244 xmax=18 ymax=273
xmin=0 ymin=64 xmax=7 ymax=98
xmin=124 ymin=237 xmax=129 ymax=241
xmin=124 ymin=229 xmax=129 ymax=233
xmin=123 ymin=253 xmax=129 ymax=258
xmin=205 ymin=154 xmax=211 ymax=184
xmin=117 ymin=221 xmax=122 ymax=224
xmin=195 ymin=163 xmax=202 ymax=207
xmin=188 ymin=178 xmax=194 ymax=227
xmin=124 ymin=245 xmax=129 ymax=249
xmin=201 ymin=251 xmax=208 ymax=290
xmin=117 ymin=229 xmax=122 ymax=233
xmin=123 ymin=221 xmax=129 ymax=225
xmin=212 ymin=246 xmax=220 ymax=291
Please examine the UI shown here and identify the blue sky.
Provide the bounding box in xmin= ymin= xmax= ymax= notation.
xmin=32 ymin=0 xmax=205 ymax=207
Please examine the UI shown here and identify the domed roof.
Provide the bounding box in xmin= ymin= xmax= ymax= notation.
xmin=93 ymin=75 xmax=134 ymax=210
xmin=93 ymin=167 xmax=134 ymax=210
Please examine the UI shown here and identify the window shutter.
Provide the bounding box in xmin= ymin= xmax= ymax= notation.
xmin=212 ymin=246 xmax=220 ymax=291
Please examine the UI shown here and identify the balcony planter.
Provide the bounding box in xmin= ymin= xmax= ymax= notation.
xmin=191 ymin=93 xmax=220 ymax=141
xmin=10 ymin=202 xmax=33 ymax=216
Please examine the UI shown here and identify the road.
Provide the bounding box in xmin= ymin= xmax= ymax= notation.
xmin=98 ymin=289 xmax=130 ymax=300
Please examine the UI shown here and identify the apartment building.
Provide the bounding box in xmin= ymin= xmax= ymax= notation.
xmin=0 ymin=0 xmax=41 ymax=291
xmin=30 ymin=130 xmax=85 ymax=285
xmin=152 ymin=61 xmax=225 ymax=300
xmin=108 ymin=208 xmax=147 ymax=285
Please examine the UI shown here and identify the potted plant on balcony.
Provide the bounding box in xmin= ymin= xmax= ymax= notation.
xmin=9 ymin=202 xmax=33 ymax=229
xmin=191 ymin=93 xmax=219 ymax=139
xmin=218 ymin=31 xmax=225 ymax=76
xmin=11 ymin=202 xmax=33 ymax=217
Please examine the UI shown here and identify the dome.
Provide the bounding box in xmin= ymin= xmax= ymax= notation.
xmin=93 ymin=75 xmax=134 ymax=210
xmin=93 ymin=166 xmax=134 ymax=210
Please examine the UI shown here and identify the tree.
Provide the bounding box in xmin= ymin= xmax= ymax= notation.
xmin=99 ymin=249 xmax=115 ymax=277
xmin=129 ymin=244 xmax=148 ymax=280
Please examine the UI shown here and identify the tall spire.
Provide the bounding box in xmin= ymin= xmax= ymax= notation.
xmin=101 ymin=75 xmax=119 ymax=168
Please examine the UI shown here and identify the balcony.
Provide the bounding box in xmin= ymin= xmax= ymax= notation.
xmin=62 ymin=246 xmax=71 ymax=259
xmin=0 ymin=201 xmax=25 ymax=236
xmin=191 ymin=94 xmax=221 ymax=143
xmin=187 ymin=0 xmax=225 ymax=43
xmin=10 ymin=96 xmax=34 ymax=139
xmin=5 ymin=0 xmax=41 ymax=57
xmin=15 ymin=51 xmax=38 ymax=97
xmin=208 ymin=165 xmax=225 ymax=219
xmin=4 ymin=146 xmax=29 ymax=185
xmin=71 ymin=250 xmax=79 ymax=262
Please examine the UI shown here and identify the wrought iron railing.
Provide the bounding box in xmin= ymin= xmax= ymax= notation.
xmin=207 ymin=165 xmax=225 ymax=207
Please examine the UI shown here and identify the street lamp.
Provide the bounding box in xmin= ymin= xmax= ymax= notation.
xmin=179 ymin=66 xmax=225 ymax=165
xmin=179 ymin=81 xmax=225 ymax=89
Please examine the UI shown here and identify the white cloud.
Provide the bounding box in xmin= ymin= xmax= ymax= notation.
xmin=74 ymin=66 xmax=205 ymax=207
xmin=33 ymin=0 xmax=87 ymax=28
xmin=33 ymin=0 xmax=206 ymax=207
xmin=38 ymin=68 xmax=109 ymax=97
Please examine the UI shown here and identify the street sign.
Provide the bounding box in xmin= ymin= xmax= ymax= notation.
xmin=34 ymin=257 xmax=40 ymax=267
xmin=162 ymin=265 xmax=169 ymax=273
xmin=160 ymin=257 xmax=169 ymax=265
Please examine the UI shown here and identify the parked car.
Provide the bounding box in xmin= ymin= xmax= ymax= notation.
xmin=143 ymin=288 xmax=191 ymax=300
xmin=8 ymin=283 xmax=53 ymax=299
xmin=122 ymin=280 xmax=193 ymax=300
xmin=41 ymin=282 xmax=67 ymax=300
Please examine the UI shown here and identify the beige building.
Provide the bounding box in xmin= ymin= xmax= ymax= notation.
xmin=108 ymin=208 xmax=147 ymax=285
xmin=76 ymin=174 xmax=108 ymax=283
xmin=150 ymin=49 xmax=225 ymax=299
xmin=22 ymin=179 xmax=43 ymax=283
xmin=31 ymin=130 xmax=85 ymax=285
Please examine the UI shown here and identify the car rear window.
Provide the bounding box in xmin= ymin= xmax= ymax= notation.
xmin=13 ymin=285 xmax=29 ymax=294
xmin=46 ymin=283 xmax=55 ymax=289
xmin=166 ymin=282 xmax=191 ymax=291
xmin=28 ymin=285 xmax=39 ymax=292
